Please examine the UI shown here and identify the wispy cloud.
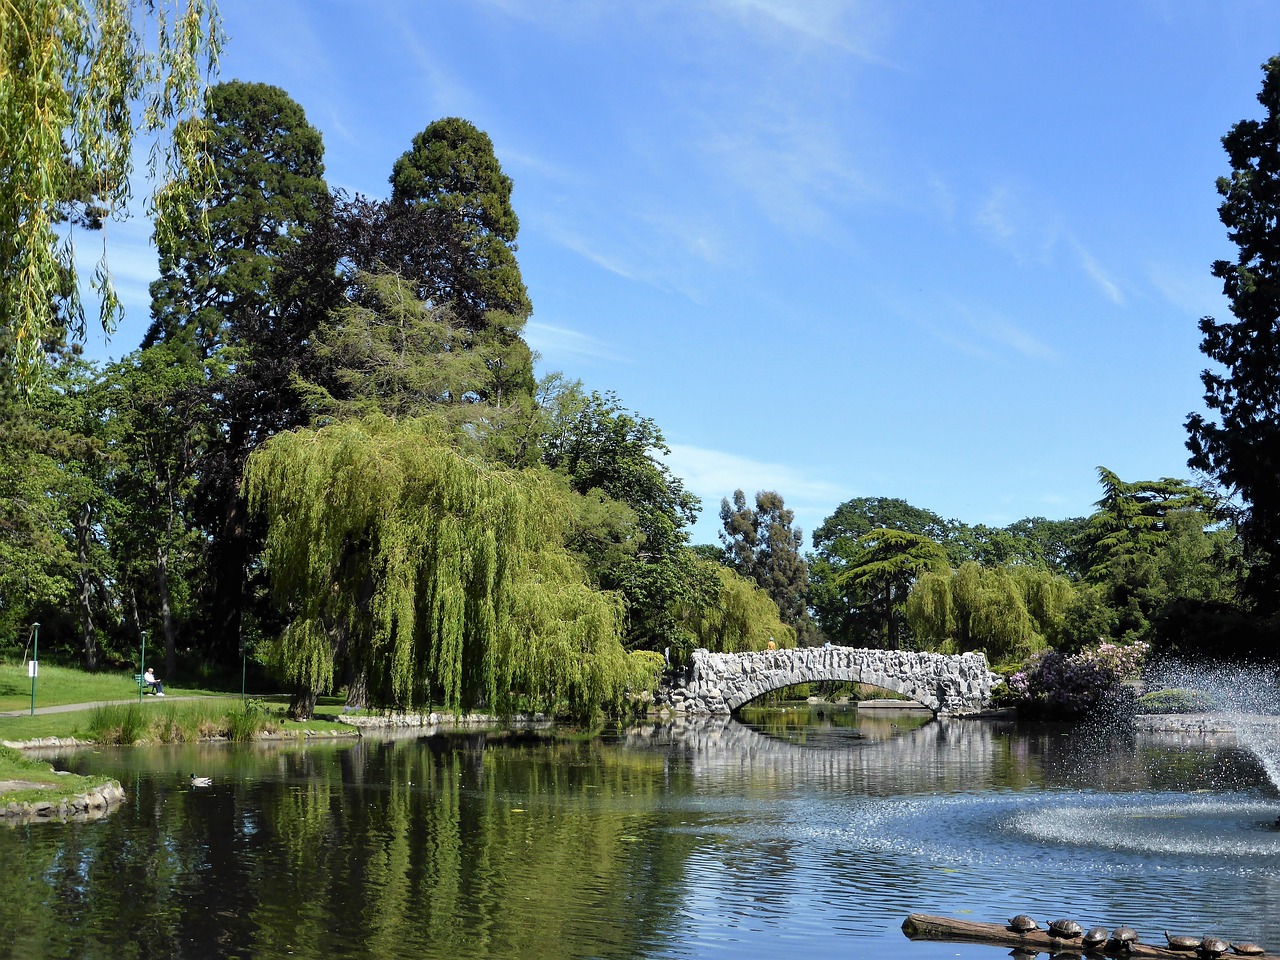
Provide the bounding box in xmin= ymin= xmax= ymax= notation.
xmin=538 ymin=216 xmax=643 ymax=281
xmin=1146 ymin=258 xmax=1222 ymax=316
xmin=525 ymin=321 xmax=622 ymax=365
xmin=975 ymin=187 xmax=1018 ymax=242
xmin=535 ymin=205 xmax=727 ymax=304
xmin=974 ymin=184 xmax=1130 ymax=306
xmin=666 ymin=442 xmax=849 ymax=541
xmin=1070 ymin=238 xmax=1125 ymax=305
xmin=968 ymin=311 xmax=1058 ymax=362
xmin=388 ymin=15 xmax=486 ymax=121
xmin=711 ymin=0 xmax=895 ymax=62
xmin=974 ymin=183 xmax=1056 ymax=264
xmin=700 ymin=113 xmax=873 ymax=237
xmin=900 ymin=296 xmax=1058 ymax=364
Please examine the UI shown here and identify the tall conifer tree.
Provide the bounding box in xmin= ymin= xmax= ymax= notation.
xmin=147 ymin=80 xmax=331 ymax=662
xmin=1188 ymin=56 xmax=1280 ymax=612
xmin=389 ymin=117 xmax=535 ymax=403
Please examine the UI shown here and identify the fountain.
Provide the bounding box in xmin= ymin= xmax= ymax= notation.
xmin=1141 ymin=659 xmax=1280 ymax=788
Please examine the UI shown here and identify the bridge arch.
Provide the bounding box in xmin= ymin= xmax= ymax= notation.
xmin=657 ymin=646 xmax=1000 ymax=717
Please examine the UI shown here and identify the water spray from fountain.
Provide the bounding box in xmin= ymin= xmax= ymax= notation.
xmin=1144 ymin=658 xmax=1280 ymax=789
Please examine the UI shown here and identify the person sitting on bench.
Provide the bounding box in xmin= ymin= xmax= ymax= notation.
xmin=143 ymin=667 xmax=165 ymax=697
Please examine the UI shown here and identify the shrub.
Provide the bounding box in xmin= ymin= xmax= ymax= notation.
xmin=1138 ymin=688 xmax=1216 ymax=714
xmin=87 ymin=704 xmax=148 ymax=745
xmin=1008 ymin=641 xmax=1148 ymax=720
xmin=227 ymin=699 xmax=280 ymax=742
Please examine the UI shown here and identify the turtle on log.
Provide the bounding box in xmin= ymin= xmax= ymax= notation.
xmin=1167 ymin=932 xmax=1202 ymax=952
xmin=1008 ymin=915 xmax=1040 ymax=934
xmin=1083 ymin=927 xmax=1110 ymax=953
xmin=1201 ymin=937 xmax=1231 ymax=958
xmin=1048 ymin=919 xmax=1083 ymax=940
xmin=1110 ymin=927 xmax=1141 ymax=952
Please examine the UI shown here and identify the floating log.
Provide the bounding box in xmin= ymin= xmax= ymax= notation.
xmin=901 ymin=914 xmax=1275 ymax=959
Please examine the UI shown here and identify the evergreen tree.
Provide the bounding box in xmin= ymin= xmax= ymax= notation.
xmin=147 ymin=80 xmax=329 ymax=357
xmin=390 ymin=117 xmax=532 ymax=325
xmin=1078 ymin=468 xmax=1231 ymax=645
xmin=718 ymin=489 xmax=809 ymax=628
xmin=1081 ymin=468 xmax=1214 ymax=578
xmin=146 ymin=80 xmax=331 ymax=664
xmin=834 ymin=529 xmax=949 ymax=649
xmin=809 ymin=497 xmax=951 ymax=646
xmin=389 ymin=117 xmax=535 ymax=402
xmin=1187 ymin=55 xmax=1280 ymax=613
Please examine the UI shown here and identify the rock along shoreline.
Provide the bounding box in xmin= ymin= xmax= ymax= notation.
xmin=1 ymin=781 xmax=126 ymax=826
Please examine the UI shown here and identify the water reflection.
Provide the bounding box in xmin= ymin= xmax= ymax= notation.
xmin=2 ymin=709 xmax=1279 ymax=960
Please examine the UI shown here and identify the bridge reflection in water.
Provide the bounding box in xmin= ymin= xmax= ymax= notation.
xmin=626 ymin=713 xmax=1007 ymax=796
xmin=628 ymin=708 xmax=1273 ymax=800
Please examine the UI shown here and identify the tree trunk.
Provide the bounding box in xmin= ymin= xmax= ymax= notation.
xmin=345 ymin=668 xmax=369 ymax=711
xmin=76 ymin=502 xmax=99 ymax=671
xmin=156 ymin=539 xmax=177 ymax=678
xmin=213 ymin=492 xmax=247 ymax=661
xmin=288 ymin=685 xmax=318 ymax=720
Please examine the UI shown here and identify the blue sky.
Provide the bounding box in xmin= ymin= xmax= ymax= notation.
xmin=84 ymin=1 xmax=1280 ymax=546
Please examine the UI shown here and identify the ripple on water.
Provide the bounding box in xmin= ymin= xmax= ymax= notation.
xmin=748 ymin=788 xmax=1280 ymax=948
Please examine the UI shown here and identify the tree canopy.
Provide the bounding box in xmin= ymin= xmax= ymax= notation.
xmin=719 ymin=489 xmax=809 ymax=628
xmin=145 ymin=80 xmax=332 ymax=663
xmin=1187 ymin=54 xmax=1280 ymax=612
xmin=146 ymin=80 xmax=329 ymax=357
xmin=907 ymin=562 xmax=1073 ymax=664
xmin=389 ymin=117 xmax=531 ymax=326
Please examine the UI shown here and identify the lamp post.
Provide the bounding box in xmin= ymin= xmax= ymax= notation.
xmin=138 ymin=630 xmax=147 ymax=703
xmin=28 ymin=622 xmax=40 ymax=717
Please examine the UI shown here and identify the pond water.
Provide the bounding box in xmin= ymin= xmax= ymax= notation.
xmin=3 ymin=705 xmax=1280 ymax=960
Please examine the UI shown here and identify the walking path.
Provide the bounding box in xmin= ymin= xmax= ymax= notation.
xmin=0 ymin=695 xmax=235 ymax=718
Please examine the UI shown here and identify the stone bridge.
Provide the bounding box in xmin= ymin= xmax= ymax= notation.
xmin=656 ymin=646 xmax=1000 ymax=716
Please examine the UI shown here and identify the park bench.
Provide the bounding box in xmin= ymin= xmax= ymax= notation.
xmin=133 ymin=673 xmax=159 ymax=694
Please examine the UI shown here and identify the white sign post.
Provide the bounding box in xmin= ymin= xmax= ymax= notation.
xmin=27 ymin=621 xmax=40 ymax=716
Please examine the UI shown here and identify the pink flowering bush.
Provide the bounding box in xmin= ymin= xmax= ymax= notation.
xmin=1007 ymin=641 xmax=1149 ymax=720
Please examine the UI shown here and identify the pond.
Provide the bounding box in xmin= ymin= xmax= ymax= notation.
xmin=3 ymin=704 xmax=1279 ymax=960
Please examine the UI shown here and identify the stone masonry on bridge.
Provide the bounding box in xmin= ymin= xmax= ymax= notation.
xmin=657 ymin=646 xmax=1001 ymax=716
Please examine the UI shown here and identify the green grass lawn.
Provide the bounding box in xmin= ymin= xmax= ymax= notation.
xmin=0 ymin=745 xmax=116 ymax=806
xmin=0 ymin=661 xmax=228 ymax=712
xmin=0 ymin=661 xmax=357 ymax=744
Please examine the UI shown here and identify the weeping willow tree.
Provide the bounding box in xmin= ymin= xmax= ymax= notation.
xmin=907 ymin=561 xmax=1076 ymax=664
xmin=676 ymin=558 xmax=795 ymax=655
xmin=243 ymin=415 xmax=658 ymax=719
xmin=1 ymin=0 xmax=224 ymax=390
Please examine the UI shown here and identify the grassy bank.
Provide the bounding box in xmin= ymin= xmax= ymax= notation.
xmin=0 ymin=698 xmax=354 ymax=745
xmin=0 ymin=661 xmax=224 ymax=712
xmin=0 ymin=745 xmax=116 ymax=806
